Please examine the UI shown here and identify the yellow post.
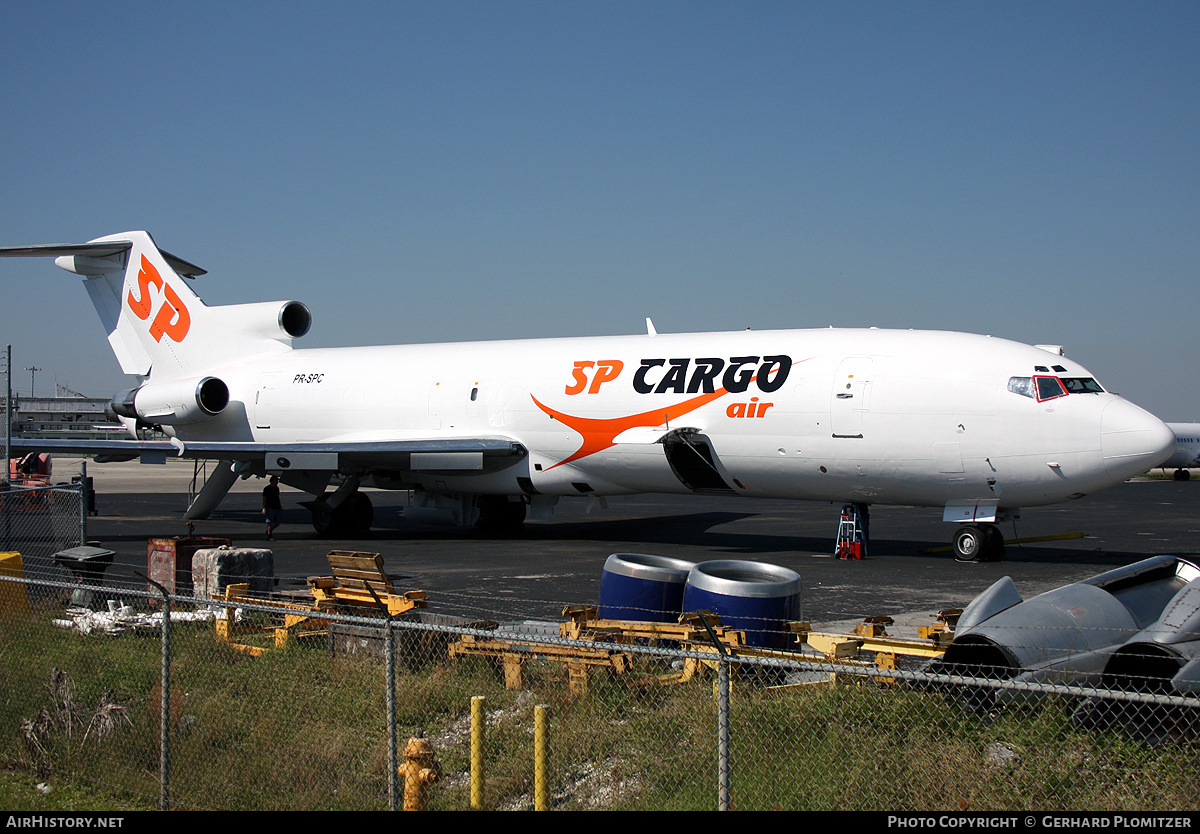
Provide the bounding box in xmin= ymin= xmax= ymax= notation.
xmin=0 ymin=552 xmax=28 ymax=615
xmin=533 ymin=704 xmax=548 ymax=811
xmin=470 ymin=695 xmax=485 ymax=810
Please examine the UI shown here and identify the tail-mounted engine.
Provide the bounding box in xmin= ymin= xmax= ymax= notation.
xmin=218 ymin=299 xmax=312 ymax=341
xmin=107 ymin=376 xmax=230 ymax=426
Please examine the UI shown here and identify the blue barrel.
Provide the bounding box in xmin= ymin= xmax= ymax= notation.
xmin=597 ymin=553 xmax=697 ymax=622
xmin=683 ymin=560 xmax=803 ymax=648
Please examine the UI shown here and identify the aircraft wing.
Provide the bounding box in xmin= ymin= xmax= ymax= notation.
xmin=7 ymin=436 xmax=527 ymax=472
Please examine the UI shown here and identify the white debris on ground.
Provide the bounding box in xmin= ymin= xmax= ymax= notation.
xmin=52 ymin=599 xmax=218 ymax=634
xmin=423 ymin=689 xmax=641 ymax=811
xmin=498 ymin=756 xmax=642 ymax=811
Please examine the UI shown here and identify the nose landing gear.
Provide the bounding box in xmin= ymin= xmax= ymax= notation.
xmin=953 ymin=524 xmax=1005 ymax=562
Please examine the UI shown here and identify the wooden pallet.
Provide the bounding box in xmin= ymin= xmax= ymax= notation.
xmin=307 ymin=550 xmax=428 ymax=616
xmin=215 ymin=551 xmax=427 ymax=655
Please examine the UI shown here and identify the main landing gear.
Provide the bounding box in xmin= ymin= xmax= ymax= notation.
xmin=310 ymin=491 xmax=374 ymax=537
xmin=952 ymin=524 xmax=1005 ymax=562
xmin=1173 ymin=469 xmax=1191 ymax=481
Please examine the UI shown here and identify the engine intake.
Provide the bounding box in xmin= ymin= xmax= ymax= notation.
xmin=278 ymin=300 xmax=311 ymax=338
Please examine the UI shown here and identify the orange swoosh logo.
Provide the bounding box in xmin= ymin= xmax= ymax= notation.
xmin=531 ymin=387 xmax=730 ymax=469
xmin=532 ymin=356 xmax=810 ymax=470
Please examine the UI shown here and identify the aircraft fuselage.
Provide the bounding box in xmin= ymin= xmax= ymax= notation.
xmin=176 ymin=326 xmax=1169 ymax=511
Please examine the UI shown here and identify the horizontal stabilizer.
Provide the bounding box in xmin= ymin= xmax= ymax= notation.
xmin=0 ymin=240 xmax=207 ymax=277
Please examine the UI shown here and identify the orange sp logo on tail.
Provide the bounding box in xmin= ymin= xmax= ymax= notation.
xmin=127 ymin=255 xmax=190 ymax=343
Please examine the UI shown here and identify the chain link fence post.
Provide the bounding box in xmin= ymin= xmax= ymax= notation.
xmin=78 ymin=461 xmax=87 ymax=548
xmin=139 ymin=571 xmax=172 ymax=811
xmin=717 ymin=656 xmax=730 ymax=811
xmin=694 ymin=611 xmax=732 ymax=810
xmin=385 ymin=615 xmax=398 ymax=810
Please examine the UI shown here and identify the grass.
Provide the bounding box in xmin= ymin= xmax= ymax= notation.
xmin=0 ymin=768 xmax=157 ymax=812
xmin=1 ymin=607 xmax=1198 ymax=811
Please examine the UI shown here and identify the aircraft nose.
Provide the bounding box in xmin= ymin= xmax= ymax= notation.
xmin=1101 ymin=399 xmax=1175 ymax=479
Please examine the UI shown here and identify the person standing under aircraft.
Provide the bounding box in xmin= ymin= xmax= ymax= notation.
xmin=262 ymin=475 xmax=282 ymax=539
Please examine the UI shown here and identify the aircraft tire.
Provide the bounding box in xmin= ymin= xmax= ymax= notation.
xmin=1174 ymin=469 xmax=1191 ymax=481
xmin=952 ymin=526 xmax=985 ymax=562
xmin=311 ymin=503 xmax=336 ymax=536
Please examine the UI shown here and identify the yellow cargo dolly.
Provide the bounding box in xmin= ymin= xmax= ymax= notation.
xmin=557 ymin=606 xmax=753 ymax=687
xmin=447 ymin=607 xmax=749 ymax=694
xmin=557 ymin=607 xmax=867 ymax=689
xmin=215 ymin=583 xmax=327 ymax=656
xmin=448 ymin=631 xmax=635 ymax=695
xmin=214 ymin=550 xmax=427 ymax=656
xmin=796 ymin=613 xmax=955 ymax=667
xmin=558 ymin=607 xmax=954 ymax=690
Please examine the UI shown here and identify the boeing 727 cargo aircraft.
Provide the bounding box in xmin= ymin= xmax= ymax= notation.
xmin=0 ymin=231 xmax=1175 ymax=560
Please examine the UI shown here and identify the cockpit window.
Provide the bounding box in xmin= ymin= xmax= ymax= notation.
xmin=1035 ymin=376 xmax=1067 ymax=401
xmin=1008 ymin=377 xmax=1035 ymax=398
xmin=1010 ymin=375 xmax=1104 ymax=400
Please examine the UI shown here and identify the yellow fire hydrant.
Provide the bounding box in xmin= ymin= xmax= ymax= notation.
xmin=400 ymin=735 xmax=442 ymax=811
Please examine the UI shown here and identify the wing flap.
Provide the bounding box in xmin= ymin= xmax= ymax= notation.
xmin=9 ymin=436 xmax=526 ymax=471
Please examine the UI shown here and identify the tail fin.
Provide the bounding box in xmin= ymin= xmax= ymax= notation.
xmin=82 ymin=231 xmax=209 ymax=379
xmin=0 ymin=231 xmax=209 ymax=379
xmin=1 ymin=231 xmax=310 ymax=383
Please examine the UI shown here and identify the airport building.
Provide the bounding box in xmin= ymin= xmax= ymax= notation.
xmin=6 ymin=395 xmax=123 ymax=440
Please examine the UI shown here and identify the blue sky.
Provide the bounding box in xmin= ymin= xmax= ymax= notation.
xmin=1 ymin=1 xmax=1197 ymax=419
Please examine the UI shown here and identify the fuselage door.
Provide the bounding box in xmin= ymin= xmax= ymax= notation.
xmin=254 ymin=373 xmax=279 ymax=430
xmin=831 ymin=357 xmax=872 ymax=438
xmin=662 ymin=430 xmax=736 ymax=494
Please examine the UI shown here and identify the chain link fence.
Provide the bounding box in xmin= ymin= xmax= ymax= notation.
xmin=0 ymin=481 xmax=86 ymax=589
xmin=1 ymin=487 xmax=1198 ymax=811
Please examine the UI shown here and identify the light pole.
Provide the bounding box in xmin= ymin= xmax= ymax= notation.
xmin=24 ymin=365 xmax=40 ymax=399
xmin=3 ymin=347 xmax=9 ymax=487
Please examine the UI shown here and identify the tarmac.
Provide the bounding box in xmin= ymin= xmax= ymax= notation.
xmin=46 ymin=457 xmax=1200 ymax=632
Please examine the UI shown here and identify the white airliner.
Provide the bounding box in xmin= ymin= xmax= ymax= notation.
xmin=0 ymin=231 xmax=1176 ymax=560
xmin=1162 ymin=423 xmax=1200 ymax=480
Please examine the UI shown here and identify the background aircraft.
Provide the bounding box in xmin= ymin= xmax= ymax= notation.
xmin=1162 ymin=423 xmax=1200 ymax=480
xmin=0 ymin=231 xmax=1176 ymax=561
